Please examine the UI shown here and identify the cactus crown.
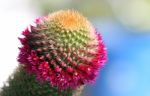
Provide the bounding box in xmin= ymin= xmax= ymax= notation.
xmin=18 ymin=10 xmax=107 ymax=90
xmin=47 ymin=10 xmax=89 ymax=30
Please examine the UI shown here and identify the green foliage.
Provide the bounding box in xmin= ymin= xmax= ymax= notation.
xmin=0 ymin=66 xmax=83 ymax=96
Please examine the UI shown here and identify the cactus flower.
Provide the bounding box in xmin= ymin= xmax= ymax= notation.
xmin=18 ymin=10 xmax=107 ymax=90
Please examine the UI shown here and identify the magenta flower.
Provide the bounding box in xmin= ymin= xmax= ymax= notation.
xmin=18 ymin=10 xmax=107 ymax=90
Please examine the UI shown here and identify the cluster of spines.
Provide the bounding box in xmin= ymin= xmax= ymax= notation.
xmin=18 ymin=10 xmax=107 ymax=90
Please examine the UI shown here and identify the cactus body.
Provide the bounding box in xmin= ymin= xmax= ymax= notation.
xmin=0 ymin=66 xmax=83 ymax=96
xmin=18 ymin=10 xmax=107 ymax=90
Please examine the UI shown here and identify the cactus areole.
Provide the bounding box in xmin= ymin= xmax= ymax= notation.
xmin=18 ymin=10 xmax=107 ymax=90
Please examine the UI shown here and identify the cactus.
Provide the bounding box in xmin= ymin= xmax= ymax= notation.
xmin=0 ymin=10 xmax=107 ymax=96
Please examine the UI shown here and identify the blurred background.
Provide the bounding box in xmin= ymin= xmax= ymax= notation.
xmin=0 ymin=0 xmax=150 ymax=96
